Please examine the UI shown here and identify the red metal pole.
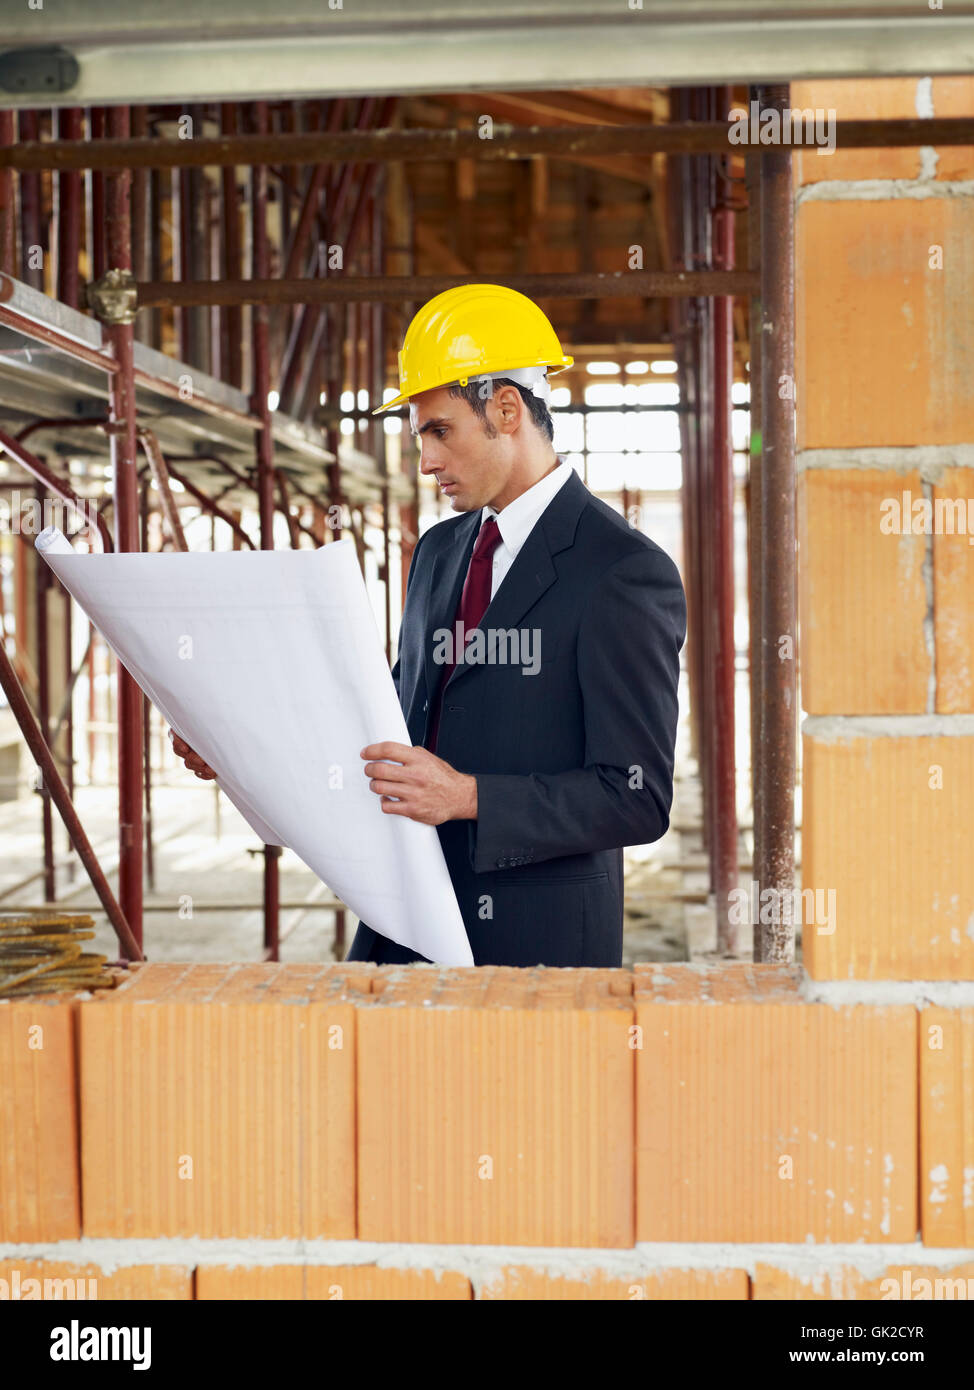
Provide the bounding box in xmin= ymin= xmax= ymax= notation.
xmin=712 ymin=85 xmax=739 ymax=954
xmin=693 ymin=88 xmax=717 ymax=908
xmin=17 ymin=109 xmax=43 ymax=292
xmin=325 ymin=307 xmax=344 ymax=542
xmin=746 ymin=117 xmax=764 ymax=915
xmin=35 ymin=487 xmax=55 ymax=901
xmin=678 ymin=87 xmax=708 ymax=870
xmin=296 ymin=311 xmax=329 ymax=422
xmin=137 ymin=429 xmax=189 ymax=552
xmin=190 ymin=104 xmax=212 ymax=374
xmin=0 ymin=427 xmax=113 ymax=552
xmin=57 ymin=108 xmax=83 ymax=308
xmin=7 ymin=116 xmax=974 ymax=173
xmin=0 ymin=636 xmax=143 ymax=960
xmin=283 ymin=99 xmax=345 ymax=282
xmin=177 ymin=114 xmax=192 ymax=364
xmin=251 ymin=100 xmax=280 ymax=961
xmin=220 ymin=103 xmax=244 ymax=389
xmin=147 ymin=162 xmax=163 ymax=351
xmin=130 ymin=107 xmax=149 ymax=343
xmin=63 ymin=577 xmax=76 ymax=882
xmin=672 ymin=104 xmax=701 ymax=762
xmin=105 ymin=104 xmax=144 ymax=955
xmin=87 ymin=626 xmax=96 ymax=782
xmin=278 ymin=96 xmax=385 ymax=412
xmin=251 ymin=103 xmax=276 ymax=547
xmin=140 ymin=474 xmax=155 ymax=891
xmin=161 ymin=465 xmax=255 ymax=548
xmin=755 ymin=83 xmax=797 ymax=963
xmin=0 ymin=110 xmax=15 ymax=276
xmin=371 ymin=187 xmax=392 ymax=662
xmin=89 ymin=107 xmax=107 ymax=280
xmin=275 ymin=470 xmax=301 ymax=549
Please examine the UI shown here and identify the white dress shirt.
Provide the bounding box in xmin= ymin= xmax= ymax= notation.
xmin=480 ymin=457 xmax=574 ymax=600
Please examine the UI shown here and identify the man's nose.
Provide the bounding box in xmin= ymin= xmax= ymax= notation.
xmin=418 ymin=446 xmax=440 ymax=476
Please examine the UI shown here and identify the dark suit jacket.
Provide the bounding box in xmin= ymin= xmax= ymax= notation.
xmin=346 ymin=467 xmax=687 ymax=968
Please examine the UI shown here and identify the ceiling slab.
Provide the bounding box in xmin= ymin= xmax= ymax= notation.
xmin=1 ymin=1 xmax=973 ymax=106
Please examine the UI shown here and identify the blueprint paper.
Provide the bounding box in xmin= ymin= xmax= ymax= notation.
xmin=36 ymin=528 xmax=473 ymax=966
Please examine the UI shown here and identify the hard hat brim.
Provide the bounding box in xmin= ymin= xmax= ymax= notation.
xmin=371 ymin=356 xmax=574 ymax=416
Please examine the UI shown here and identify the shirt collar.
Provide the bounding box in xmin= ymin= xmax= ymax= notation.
xmin=480 ymin=458 xmax=573 ymax=559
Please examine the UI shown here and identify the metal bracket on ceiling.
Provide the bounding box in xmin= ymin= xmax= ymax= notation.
xmin=85 ymin=269 xmax=138 ymax=327
xmin=0 ymin=46 xmax=79 ymax=96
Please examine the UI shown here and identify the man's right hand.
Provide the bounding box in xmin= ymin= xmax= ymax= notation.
xmin=169 ymin=729 xmax=217 ymax=780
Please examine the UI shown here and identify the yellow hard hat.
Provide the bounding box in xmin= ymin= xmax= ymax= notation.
xmin=372 ymin=283 xmax=573 ymax=414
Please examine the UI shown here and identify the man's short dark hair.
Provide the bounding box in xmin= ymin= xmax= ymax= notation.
xmin=448 ymin=377 xmax=554 ymax=443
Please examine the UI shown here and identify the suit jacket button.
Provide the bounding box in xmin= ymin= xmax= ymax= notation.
xmin=423 ymin=700 xmax=429 ymax=712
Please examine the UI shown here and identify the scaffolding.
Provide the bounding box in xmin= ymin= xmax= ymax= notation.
xmin=1 ymin=90 xmax=967 ymax=966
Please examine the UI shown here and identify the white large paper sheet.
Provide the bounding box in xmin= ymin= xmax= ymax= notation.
xmin=36 ymin=528 xmax=472 ymax=965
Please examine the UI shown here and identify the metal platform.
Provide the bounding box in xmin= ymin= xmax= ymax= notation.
xmin=0 ymin=276 xmax=407 ymax=508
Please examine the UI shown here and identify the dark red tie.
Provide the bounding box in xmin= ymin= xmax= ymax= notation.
xmin=427 ymin=516 xmax=502 ymax=752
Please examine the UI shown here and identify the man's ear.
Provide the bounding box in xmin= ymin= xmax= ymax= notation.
xmin=491 ymin=383 xmax=523 ymax=434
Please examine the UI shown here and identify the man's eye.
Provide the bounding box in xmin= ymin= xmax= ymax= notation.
xmin=433 ymin=428 xmax=446 ymax=439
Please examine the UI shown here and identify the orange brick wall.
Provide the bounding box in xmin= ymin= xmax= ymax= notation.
xmin=795 ymin=76 xmax=974 ymax=983
xmin=0 ymin=1261 xmax=191 ymax=1299
xmin=754 ymin=1262 xmax=974 ymax=1300
xmin=357 ymin=966 xmax=634 ymax=1246
xmin=479 ymin=1267 xmax=748 ymax=1300
xmin=803 ymin=734 xmax=974 ymax=981
xmin=195 ymin=1265 xmax=471 ymax=1300
xmin=0 ymin=996 xmax=80 ymax=1242
xmin=634 ymin=966 xmax=916 ymax=1242
xmin=1 ymin=963 xmax=970 ymax=1301
xmin=79 ymin=962 xmax=368 ymax=1238
xmin=919 ymin=1007 xmax=974 ymax=1248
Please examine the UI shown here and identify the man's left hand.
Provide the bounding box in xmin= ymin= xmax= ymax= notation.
xmin=361 ymin=742 xmax=478 ymax=825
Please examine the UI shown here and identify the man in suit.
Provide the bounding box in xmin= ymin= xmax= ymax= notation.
xmin=346 ymin=285 xmax=687 ymax=967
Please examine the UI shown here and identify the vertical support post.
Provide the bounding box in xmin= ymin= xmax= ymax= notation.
xmin=251 ymin=100 xmax=280 ymax=961
xmin=385 ymin=155 xmax=418 ymax=588
xmin=178 ymin=103 xmax=209 ymax=368
xmin=140 ymin=475 xmax=155 ymax=891
xmin=251 ymin=102 xmax=276 ymax=548
xmin=220 ymin=104 xmax=244 ymax=389
xmin=755 ymin=83 xmax=797 ymax=962
xmin=349 ymin=299 xmax=360 ymax=456
xmin=712 ymin=85 xmax=739 ymax=954
xmin=62 ymin=579 xmax=76 ymax=882
xmin=325 ymin=306 xmax=344 ymax=542
xmin=325 ymin=295 xmax=346 ymax=960
xmin=746 ymin=132 xmax=764 ymax=912
xmin=130 ymin=107 xmax=150 ymax=342
xmin=263 ymin=844 xmax=282 ymax=962
xmin=669 ymin=88 xmax=699 ymax=773
xmin=371 ymin=185 xmax=392 ymax=661
xmin=105 ymin=104 xmax=144 ymax=956
xmin=35 ymin=486 xmax=55 ymax=901
xmin=0 ymin=109 xmax=15 ymax=276
xmin=148 ymin=163 xmax=164 ymax=351
xmin=56 ymin=107 xmax=83 ymax=308
xmin=86 ymin=625 xmax=96 ymax=782
xmin=89 ymin=107 xmax=107 ymax=281
xmin=690 ymin=87 xmax=715 ymax=883
xmin=17 ymin=109 xmax=43 ymax=291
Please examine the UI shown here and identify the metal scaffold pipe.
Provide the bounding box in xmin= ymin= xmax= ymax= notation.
xmin=3 ymin=119 xmax=974 ymax=172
